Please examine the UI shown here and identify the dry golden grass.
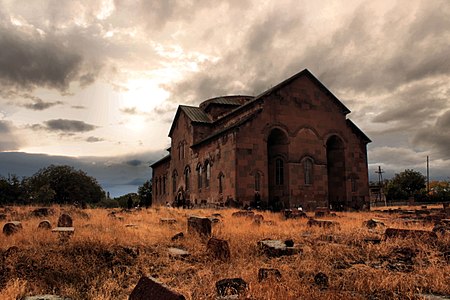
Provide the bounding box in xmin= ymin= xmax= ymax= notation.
xmin=0 ymin=205 xmax=449 ymax=300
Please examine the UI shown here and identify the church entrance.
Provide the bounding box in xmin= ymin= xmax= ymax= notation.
xmin=267 ymin=128 xmax=289 ymax=211
xmin=326 ymin=135 xmax=347 ymax=211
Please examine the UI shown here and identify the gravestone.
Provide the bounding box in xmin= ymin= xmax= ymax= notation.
xmin=207 ymin=238 xmax=231 ymax=261
xmin=38 ymin=220 xmax=52 ymax=230
xmin=384 ymin=228 xmax=437 ymax=241
xmin=187 ymin=216 xmax=212 ymax=237
xmin=129 ymin=276 xmax=185 ymax=300
xmin=167 ymin=247 xmax=190 ymax=258
xmin=171 ymin=232 xmax=184 ymax=241
xmin=363 ymin=219 xmax=385 ymax=229
xmin=52 ymin=227 xmax=74 ymax=243
xmin=253 ymin=214 xmax=264 ymax=225
xmin=258 ymin=268 xmax=282 ymax=282
xmin=216 ymin=278 xmax=248 ymax=297
xmin=284 ymin=209 xmax=307 ymax=219
xmin=31 ymin=207 xmax=55 ymax=217
xmin=231 ymin=211 xmax=254 ymax=218
xmin=258 ymin=239 xmax=302 ymax=257
xmin=314 ymin=207 xmax=330 ymax=217
xmin=314 ymin=272 xmax=329 ymax=289
xmin=307 ymin=219 xmax=340 ymax=228
xmin=57 ymin=213 xmax=73 ymax=227
xmin=22 ymin=295 xmax=71 ymax=300
xmin=3 ymin=221 xmax=22 ymax=236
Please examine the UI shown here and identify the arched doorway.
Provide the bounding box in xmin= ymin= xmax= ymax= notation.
xmin=267 ymin=128 xmax=289 ymax=211
xmin=326 ymin=135 xmax=347 ymax=211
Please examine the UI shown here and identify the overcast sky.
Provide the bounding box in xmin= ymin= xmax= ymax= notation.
xmin=0 ymin=0 xmax=449 ymax=197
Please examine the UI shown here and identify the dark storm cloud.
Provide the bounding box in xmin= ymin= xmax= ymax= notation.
xmin=43 ymin=119 xmax=97 ymax=132
xmin=413 ymin=110 xmax=450 ymax=159
xmin=23 ymin=99 xmax=64 ymax=111
xmin=126 ymin=159 xmax=142 ymax=167
xmin=0 ymin=120 xmax=21 ymax=151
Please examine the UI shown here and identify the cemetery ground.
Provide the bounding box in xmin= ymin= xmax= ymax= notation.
xmin=1 ymin=205 xmax=449 ymax=300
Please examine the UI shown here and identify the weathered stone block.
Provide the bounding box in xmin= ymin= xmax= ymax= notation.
xmin=216 ymin=278 xmax=248 ymax=297
xmin=258 ymin=239 xmax=302 ymax=257
xmin=187 ymin=216 xmax=212 ymax=237
xmin=258 ymin=268 xmax=282 ymax=282
xmin=207 ymin=238 xmax=231 ymax=261
xmin=3 ymin=221 xmax=22 ymax=236
xmin=38 ymin=220 xmax=52 ymax=230
xmin=284 ymin=209 xmax=307 ymax=219
xmin=57 ymin=213 xmax=73 ymax=227
xmin=363 ymin=219 xmax=385 ymax=229
xmin=129 ymin=276 xmax=185 ymax=300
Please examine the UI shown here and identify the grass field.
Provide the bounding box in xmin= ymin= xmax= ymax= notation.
xmin=1 ymin=205 xmax=449 ymax=299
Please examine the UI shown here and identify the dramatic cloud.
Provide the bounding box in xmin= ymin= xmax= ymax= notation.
xmin=23 ymin=99 xmax=64 ymax=111
xmin=43 ymin=119 xmax=97 ymax=132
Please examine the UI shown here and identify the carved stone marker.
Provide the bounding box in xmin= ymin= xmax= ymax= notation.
xmin=57 ymin=213 xmax=73 ymax=227
xmin=38 ymin=220 xmax=52 ymax=230
xmin=52 ymin=227 xmax=74 ymax=243
xmin=187 ymin=216 xmax=212 ymax=237
xmin=258 ymin=239 xmax=302 ymax=257
xmin=129 ymin=276 xmax=186 ymax=300
xmin=3 ymin=221 xmax=22 ymax=236
xmin=207 ymin=238 xmax=231 ymax=261
xmin=258 ymin=268 xmax=282 ymax=282
xmin=216 ymin=278 xmax=248 ymax=297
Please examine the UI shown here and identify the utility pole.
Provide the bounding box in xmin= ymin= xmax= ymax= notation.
xmin=375 ymin=166 xmax=386 ymax=206
xmin=427 ymin=156 xmax=430 ymax=194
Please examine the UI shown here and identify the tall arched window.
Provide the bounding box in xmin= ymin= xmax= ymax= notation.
xmin=172 ymin=170 xmax=178 ymax=194
xmin=254 ymin=172 xmax=261 ymax=192
xmin=197 ymin=164 xmax=202 ymax=190
xmin=304 ymin=158 xmax=313 ymax=185
xmin=218 ymin=172 xmax=224 ymax=194
xmin=275 ymin=158 xmax=284 ymax=185
xmin=184 ymin=166 xmax=191 ymax=191
xmin=205 ymin=161 xmax=211 ymax=188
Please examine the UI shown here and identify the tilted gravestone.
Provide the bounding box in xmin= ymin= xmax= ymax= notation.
xmin=206 ymin=238 xmax=231 ymax=261
xmin=3 ymin=221 xmax=22 ymax=236
xmin=258 ymin=268 xmax=282 ymax=282
xmin=57 ymin=213 xmax=73 ymax=227
xmin=38 ymin=220 xmax=52 ymax=230
xmin=187 ymin=216 xmax=212 ymax=237
xmin=129 ymin=276 xmax=185 ymax=300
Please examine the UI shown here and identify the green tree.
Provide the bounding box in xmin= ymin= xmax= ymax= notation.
xmin=0 ymin=174 xmax=24 ymax=204
xmin=25 ymin=165 xmax=105 ymax=204
xmin=138 ymin=180 xmax=152 ymax=208
xmin=385 ymin=169 xmax=426 ymax=200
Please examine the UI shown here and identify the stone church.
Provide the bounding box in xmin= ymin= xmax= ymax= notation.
xmin=151 ymin=69 xmax=371 ymax=211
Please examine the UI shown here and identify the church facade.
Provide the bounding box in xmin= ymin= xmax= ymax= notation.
xmin=151 ymin=69 xmax=371 ymax=210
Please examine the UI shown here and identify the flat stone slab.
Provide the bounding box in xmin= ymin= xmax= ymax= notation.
xmin=129 ymin=276 xmax=185 ymax=300
xmin=258 ymin=239 xmax=302 ymax=257
xmin=52 ymin=227 xmax=75 ymax=232
xmin=168 ymin=247 xmax=190 ymax=258
xmin=23 ymin=295 xmax=71 ymax=300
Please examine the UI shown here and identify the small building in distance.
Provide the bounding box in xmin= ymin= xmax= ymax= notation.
xmin=151 ymin=69 xmax=371 ymax=211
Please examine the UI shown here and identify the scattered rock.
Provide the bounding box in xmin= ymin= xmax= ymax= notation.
xmin=314 ymin=272 xmax=329 ymax=289
xmin=31 ymin=207 xmax=55 ymax=217
xmin=314 ymin=207 xmax=330 ymax=217
xmin=171 ymin=232 xmax=184 ymax=241
xmin=57 ymin=213 xmax=73 ymax=227
xmin=307 ymin=219 xmax=340 ymax=228
xmin=129 ymin=276 xmax=186 ymax=300
xmin=284 ymin=209 xmax=307 ymax=219
xmin=258 ymin=268 xmax=282 ymax=282
xmin=258 ymin=239 xmax=302 ymax=257
xmin=363 ymin=219 xmax=385 ymax=229
xmin=167 ymin=247 xmax=190 ymax=258
xmin=160 ymin=218 xmax=177 ymax=225
xmin=384 ymin=228 xmax=437 ymax=241
xmin=231 ymin=211 xmax=254 ymax=218
xmin=206 ymin=238 xmax=231 ymax=261
xmin=187 ymin=216 xmax=212 ymax=237
xmin=216 ymin=278 xmax=248 ymax=297
xmin=22 ymin=295 xmax=71 ymax=300
xmin=38 ymin=220 xmax=52 ymax=230
xmin=3 ymin=221 xmax=22 ymax=236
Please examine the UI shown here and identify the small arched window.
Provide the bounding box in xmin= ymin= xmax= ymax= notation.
xmin=197 ymin=164 xmax=202 ymax=190
xmin=218 ymin=172 xmax=224 ymax=194
xmin=304 ymin=158 xmax=313 ymax=185
xmin=205 ymin=161 xmax=211 ymax=188
xmin=172 ymin=170 xmax=178 ymax=194
xmin=275 ymin=158 xmax=284 ymax=185
xmin=184 ymin=166 xmax=191 ymax=191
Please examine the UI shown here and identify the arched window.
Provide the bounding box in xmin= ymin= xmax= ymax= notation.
xmin=304 ymin=158 xmax=313 ymax=185
xmin=163 ymin=175 xmax=166 ymax=194
xmin=254 ymin=172 xmax=261 ymax=192
xmin=205 ymin=161 xmax=211 ymax=188
xmin=197 ymin=164 xmax=202 ymax=190
xmin=172 ymin=170 xmax=178 ymax=194
xmin=218 ymin=172 xmax=224 ymax=194
xmin=275 ymin=158 xmax=284 ymax=185
xmin=184 ymin=166 xmax=191 ymax=191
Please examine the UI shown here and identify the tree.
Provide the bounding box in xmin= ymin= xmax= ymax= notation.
xmin=385 ymin=169 xmax=426 ymax=200
xmin=138 ymin=180 xmax=152 ymax=208
xmin=0 ymin=174 xmax=25 ymax=204
xmin=25 ymin=165 xmax=105 ymax=204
